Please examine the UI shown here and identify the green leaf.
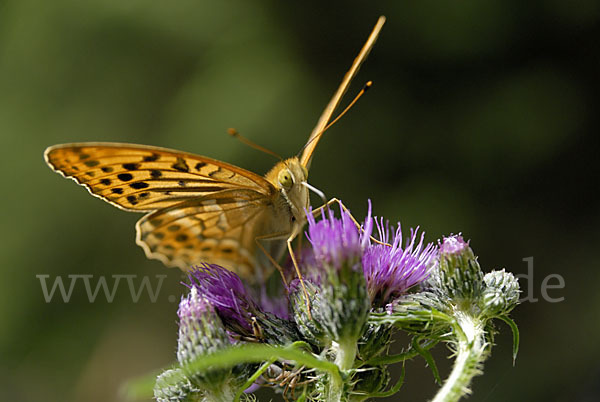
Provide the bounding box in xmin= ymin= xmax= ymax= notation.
xmin=122 ymin=342 xmax=339 ymax=400
xmin=362 ymin=339 xmax=438 ymax=367
xmin=497 ymin=315 xmax=520 ymax=365
xmin=369 ymin=363 xmax=406 ymax=398
xmin=412 ymin=337 xmax=442 ymax=385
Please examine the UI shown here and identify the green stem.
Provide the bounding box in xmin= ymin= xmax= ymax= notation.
xmin=328 ymin=370 xmax=345 ymax=402
xmin=327 ymin=337 xmax=357 ymax=402
xmin=233 ymin=358 xmax=276 ymax=401
xmin=334 ymin=337 xmax=357 ymax=371
xmin=431 ymin=312 xmax=487 ymax=402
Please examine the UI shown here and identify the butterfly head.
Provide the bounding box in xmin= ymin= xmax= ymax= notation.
xmin=267 ymin=157 xmax=310 ymax=224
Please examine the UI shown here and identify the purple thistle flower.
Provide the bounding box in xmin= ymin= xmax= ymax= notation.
xmin=361 ymin=201 xmax=438 ymax=306
xmin=439 ymin=234 xmax=469 ymax=255
xmin=187 ymin=263 xmax=301 ymax=345
xmin=187 ymin=263 xmax=258 ymax=333
xmin=305 ymin=204 xmax=363 ymax=271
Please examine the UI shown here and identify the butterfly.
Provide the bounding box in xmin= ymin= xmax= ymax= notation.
xmin=44 ymin=17 xmax=385 ymax=284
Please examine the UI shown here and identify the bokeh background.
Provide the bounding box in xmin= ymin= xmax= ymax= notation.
xmin=1 ymin=1 xmax=598 ymax=401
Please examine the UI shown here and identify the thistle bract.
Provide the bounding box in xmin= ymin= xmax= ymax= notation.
xmin=289 ymin=279 xmax=327 ymax=346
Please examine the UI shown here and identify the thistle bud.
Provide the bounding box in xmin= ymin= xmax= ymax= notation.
xmin=425 ymin=235 xmax=484 ymax=303
xmin=154 ymin=368 xmax=200 ymax=402
xmin=176 ymin=287 xmax=232 ymax=388
xmin=480 ymin=269 xmax=520 ymax=317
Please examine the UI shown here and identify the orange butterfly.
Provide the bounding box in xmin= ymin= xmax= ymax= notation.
xmin=44 ymin=17 xmax=385 ymax=284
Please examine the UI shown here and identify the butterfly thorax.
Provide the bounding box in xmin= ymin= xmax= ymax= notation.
xmin=264 ymin=157 xmax=310 ymax=228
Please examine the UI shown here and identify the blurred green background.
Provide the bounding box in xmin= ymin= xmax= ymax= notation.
xmin=1 ymin=1 xmax=598 ymax=401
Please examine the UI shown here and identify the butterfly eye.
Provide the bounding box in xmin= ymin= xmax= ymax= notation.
xmin=278 ymin=169 xmax=294 ymax=190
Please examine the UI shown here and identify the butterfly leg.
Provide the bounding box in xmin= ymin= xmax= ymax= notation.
xmin=286 ymin=227 xmax=313 ymax=318
xmin=254 ymin=230 xmax=312 ymax=317
xmin=253 ymin=232 xmax=290 ymax=287
xmin=310 ymin=197 xmax=391 ymax=246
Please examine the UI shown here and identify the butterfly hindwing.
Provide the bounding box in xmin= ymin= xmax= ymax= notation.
xmin=136 ymin=189 xmax=273 ymax=280
xmin=44 ymin=143 xmax=275 ymax=212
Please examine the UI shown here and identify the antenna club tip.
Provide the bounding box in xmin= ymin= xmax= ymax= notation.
xmin=364 ymin=81 xmax=373 ymax=90
xmin=227 ymin=128 xmax=238 ymax=137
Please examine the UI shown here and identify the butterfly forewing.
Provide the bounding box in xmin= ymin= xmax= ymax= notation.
xmin=44 ymin=143 xmax=274 ymax=212
xmin=45 ymin=143 xmax=281 ymax=280
xmin=136 ymin=189 xmax=272 ymax=279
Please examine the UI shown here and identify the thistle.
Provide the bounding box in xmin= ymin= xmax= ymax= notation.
xmin=146 ymin=202 xmax=520 ymax=402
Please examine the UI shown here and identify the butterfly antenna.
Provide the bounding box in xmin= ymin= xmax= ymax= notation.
xmin=228 ymin=128 xmax=283 ymax=161
xmin=297 ymin=81 xmax=372 ymax=160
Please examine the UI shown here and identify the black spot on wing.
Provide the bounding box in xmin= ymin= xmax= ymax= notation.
xmin=195 ymin=162 xmax=206 ymax=170
xmin=130 ymin=182 xmax=149 ymax=189
xmin=143 ymin=154 xmax=160 ymax=162
xmin=172 ymin=157 xmax=189 ymax=172
xmin=100 ymin=178 xmax=111 ymax=186
xmin=123 ymin=163 xmax=140 ymax=171
xmin=118 ymin=173 xmax=133 ymax=181
xmin=111 ymin=188 xmax=123 ymax=195
xmin=126 ymin=195 xmax=137 ymax=205
xmin=208 ymin=167 xmax=222 ymax=177
xmin=84 ymin=160 xmax=99 ymax=167
xmin=150 ymin=170 xmax=162 ymax=178
xmin=101 ymin=166 xmax=113 ymax=173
